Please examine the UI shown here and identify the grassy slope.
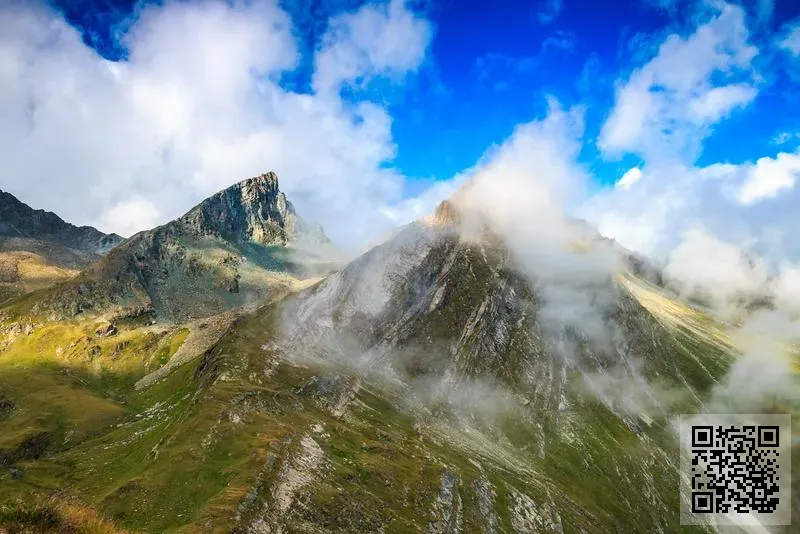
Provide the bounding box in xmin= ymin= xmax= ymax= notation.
xmin=0 ymin=319 xmax=189 ymax=517
xmin=0 ymin=251 xmax=81 ymax=305
xmin=0 ymin=271 xmax=793 ymax=533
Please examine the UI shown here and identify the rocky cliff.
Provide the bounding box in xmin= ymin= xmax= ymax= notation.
xmin=176 ymin=171 xmax=328 ymax=246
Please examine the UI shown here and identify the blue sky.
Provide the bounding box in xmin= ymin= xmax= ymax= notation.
xmin=3 ymin=0 xmax=800 ymax=297
xmin=50 ymin=0 xmax=800 ymax=192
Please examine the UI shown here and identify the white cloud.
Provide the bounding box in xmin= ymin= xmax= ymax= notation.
xmin=771 ymin=262 xmax=800 ymax=315
xmin=599 ymin=2 xmax=758 ymax=161
xmin=615 ymin=167 xmax=642 ymax=190
xmin=772 ymin=131 xmax=800 ymax=145
xmin=380 ymin=176 xmax=468 ymax=225
xmin=662 ymin=229 xmax=800 ymax=318
xmin=686 ymin=83 xmax=756 ymax=123
xmin=537 ymin=0 xmax=563 ymax=25
xmin=737 ymin=152 xmax=800 ymax=205
xmin=778 ymin=19 xmax=800 ymax=57
xmin=100 ymin=197 xmax=161 ymax=237
xmin=0 ymin=0 xmax=434 ymax=249
xmin=582 ymin=1 xmax=800 ymax=289
xmin=582 ymin=163 xmax=712 ymax=258
xmin=313 ymin=0 xmax=431 ymax=93
xmin=582 ymin=149 xmax=800 ymax=267
xmin=664 ymin=227 xmax=769 ymax=310
xmin=458 ymin=103 xmax=588 ymax=244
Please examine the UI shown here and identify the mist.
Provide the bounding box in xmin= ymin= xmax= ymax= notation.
xmin=706 ymin=310 xmax=800 ymax=414
xmin=267 ymin=94 xmax=800 ymax=464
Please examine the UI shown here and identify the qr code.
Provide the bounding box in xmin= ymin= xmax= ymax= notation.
xmin=680 ymin=414 xmax=791 ymax=526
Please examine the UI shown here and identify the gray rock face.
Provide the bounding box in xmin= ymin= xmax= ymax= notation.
xmin=177 ymin=172 xmax=328 ymax=246
xmin=0 ymin=190 xmax=122 ymax=255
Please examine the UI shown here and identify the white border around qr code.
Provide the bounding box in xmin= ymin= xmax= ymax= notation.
xmin=679 ymin=413 xmax=792 ymax=527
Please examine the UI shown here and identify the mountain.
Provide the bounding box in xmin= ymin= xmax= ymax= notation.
xmin=178 ymin=172 xmax=328 ymax=247
xmin=0 ymin=184 xmax=797 ymax=532
xmin=0 ymin=191 xmax=123 ymax=304
xmin=4 ymin=172 xmax=336 ymax=323
xmin=0 ymin=190 xmax=122 ymax=255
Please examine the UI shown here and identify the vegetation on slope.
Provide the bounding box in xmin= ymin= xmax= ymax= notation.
xmin=0 ymin=224 xmax=795 ymax=533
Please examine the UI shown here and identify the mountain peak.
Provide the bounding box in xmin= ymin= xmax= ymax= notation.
xmin=177 ymin=171 xmax=327 ymax=246
xmin=0 ymin=189 xmax=122 ymax=255
xmin=244 ymin=170 xmax=279 ymax=188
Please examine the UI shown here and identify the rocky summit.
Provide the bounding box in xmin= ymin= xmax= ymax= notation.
xmin=177 ymin=171 xmax=328 ymax=247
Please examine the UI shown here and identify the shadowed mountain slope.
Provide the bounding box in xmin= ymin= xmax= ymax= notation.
xmin=0 ymin=190 xmax=122 ymax=256
xmin=0 ymin=191 xmax=123 ymax=304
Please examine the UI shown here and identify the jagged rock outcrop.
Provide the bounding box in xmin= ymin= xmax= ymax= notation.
xmin=6 ymin=173 xmax=335 ymax=323
xmin=177 ymin=172 xmax=328 ymax=246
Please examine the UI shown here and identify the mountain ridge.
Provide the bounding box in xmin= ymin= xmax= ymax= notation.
xmin=4 ymin=172 xmax=336 ymax=323
xmin=0 ymin=190 xmax=124 ymax=304
xmin=0 ymin=189 xmax=123 ymax=255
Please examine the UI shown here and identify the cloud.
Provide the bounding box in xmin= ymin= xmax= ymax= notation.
xmin=312 ymin=0 xmax=432 ymax=93
xmin=100 ymin=197 xmax=161 ymax=237
xmin=614 ymin=167 xmax=642 ymax=190
xmin=0 ymin=0 xmax=434 ymax=249
xmin=686 ymin=83 xmax=757 ymax=123
xmin=536 ymin=0 xmax=563 ymax=25
xmin=598 ymin=1 xmax=758 ymax=161
xmin=380 ymin=176 xmax=468 ymax=226
xmin=772 ymin=131 xmax=800 ymax=146
xmin=777 ymin=19 xmax=800 ymax=57
xmin=704 ymin=308 xmax=800 ymax=415
xmin=663 ymin=227 xmax=769 ymax=311
xmin=736 ymin=151 xmax=800 ymax=205
xmin=457 ymin=97 xmax=588 ymax=233
xmin=582 ymin=148 xmax=800 ymax=265
xmin=771 ymin=263 xmax=800 ymax=315
xmin=594 ymin=176 xmax=800 ymax=316
xmin=580 ymin=1 xmax=800 ymax=280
